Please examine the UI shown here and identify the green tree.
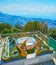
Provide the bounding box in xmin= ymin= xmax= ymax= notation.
xmin=40 ymin=20 xmax=48 ymax=34
xmin=23 ymin=22 xmax=33 ymax=32
xmin=15 ymin=24 xmax=22 ymax=29
xmin=32 ymin=21 xmax=40 ymax=31
xmin=23 ymin=21 xmax=40 ymax=32
xmin=0 ymin=23 xmax=12 ymax=32
xmin=48 ymin=28 xmax=56 ymax=40
xmin=13 ymin=28 xmax=22 ymax=33
xmin=1 ymin=28 xmax=9 ymax=34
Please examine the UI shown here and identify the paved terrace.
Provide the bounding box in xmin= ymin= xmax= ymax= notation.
xmin=1 ymin=53 xmax=56 ymax=65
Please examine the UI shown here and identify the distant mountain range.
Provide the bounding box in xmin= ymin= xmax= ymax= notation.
xmin=0 ymin=12 xmax=56 ymax=28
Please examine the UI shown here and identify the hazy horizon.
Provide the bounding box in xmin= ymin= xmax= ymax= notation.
xmin=0 ymin=0 xmax=56 ymax=20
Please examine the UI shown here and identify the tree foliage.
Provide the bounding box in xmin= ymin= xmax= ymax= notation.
xmin=0 ymin=23 xmax=12 ymax=32
xmin=40 ymin=20 xmax=48 ymax=34
xmin=0 ymin=21 xmax=56 ymax=40
xmin=15 ymin=24 xmax=22 ymax=29
xmin=23 ymin=21 xmax=40 ymax=32
xmin=48 ymin=28 xmax=56 ymax=40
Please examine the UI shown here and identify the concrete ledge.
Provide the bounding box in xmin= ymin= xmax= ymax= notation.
xmin=24 ymin=53 xmax=54 ymax=65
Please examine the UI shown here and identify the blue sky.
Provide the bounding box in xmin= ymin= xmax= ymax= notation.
xmin=0 ymin=0 xmax=56 ymax=19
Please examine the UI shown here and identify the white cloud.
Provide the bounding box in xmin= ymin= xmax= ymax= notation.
xmin=0 ymin=4 xmax=56 ymax=19
xmin=0 ymin=4 xmax=56 ymax=13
